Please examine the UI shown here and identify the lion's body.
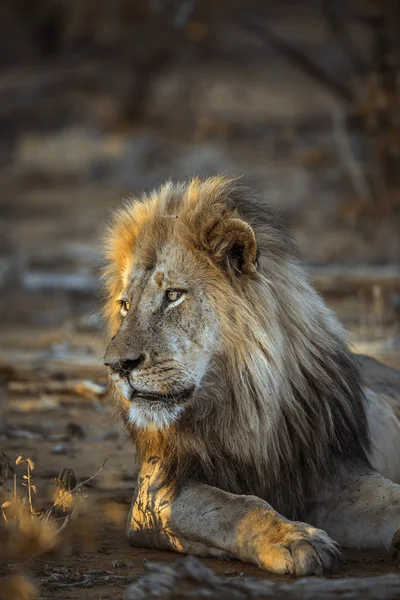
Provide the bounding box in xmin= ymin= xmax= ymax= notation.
xmin=103 ymin=177 xmax=400 ymax=575
xmin=366 ymin=389 xmax=400 ymax=483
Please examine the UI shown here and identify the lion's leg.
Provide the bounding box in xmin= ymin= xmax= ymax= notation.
xmin=127 ymin=479 xmax=339 ymax=575
xmin=306 ymin=470 xmax=400 ymax=550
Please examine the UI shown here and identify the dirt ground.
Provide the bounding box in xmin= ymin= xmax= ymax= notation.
xmin=1 ymin=344 xmax=400 ymax=600
xmin=0 ymin=179 xmax=399 ymax=598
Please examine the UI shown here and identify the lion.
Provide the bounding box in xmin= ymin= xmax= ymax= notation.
xmin=103 ymin=176 xmax=400 ymax=576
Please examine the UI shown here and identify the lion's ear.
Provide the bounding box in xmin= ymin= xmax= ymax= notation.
xmin=208 ymin=218 xmax=258 ymax=275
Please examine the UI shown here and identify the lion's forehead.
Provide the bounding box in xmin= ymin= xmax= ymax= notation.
xmin=147 ymin=262 xmax=187 ymax=291
xmin=125 ymin=256 xmax=190 ymax=298
xmin=125 ymin=270 xmax=217 ymax=348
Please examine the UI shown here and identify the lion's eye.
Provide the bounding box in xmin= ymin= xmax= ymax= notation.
xmin=118 ymin=299 xmax=130 ymax=317
xmin=166 ymin=290 xmax=183 ymax=303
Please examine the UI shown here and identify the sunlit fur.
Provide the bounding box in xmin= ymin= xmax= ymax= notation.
xmin=103 ymin=176 xmax=370 ymax=521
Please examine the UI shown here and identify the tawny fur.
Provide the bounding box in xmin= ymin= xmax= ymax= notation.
xmin=103 ymin=177 xmax=371 ymax=520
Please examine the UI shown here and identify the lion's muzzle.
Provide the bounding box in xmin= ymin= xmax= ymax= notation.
xmin=106 ymin=356 xmax=195 ymax=409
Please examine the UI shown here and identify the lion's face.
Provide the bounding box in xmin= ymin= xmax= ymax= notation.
xmin=104 ymin=178 xmax=260 ymax=430
xmin=104 ymin=242 xmax=220 ymax=429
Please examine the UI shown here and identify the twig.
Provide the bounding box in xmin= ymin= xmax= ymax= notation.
xmin=42 ymin=459 xmax=108 ymax=521
xmin=8 ymin=379 xmax=106 ymax=400
xmin=173 ymin=0 xmax=199 ymax=28
xmin=240 ymin=15 xmax=354 ymax=103
xmin=322 ymin=1 xmax=367 ymax=76
xmin=44 ymin=576 xmax=91 ymax=589
xmin=54 ymin=496 xmax=83 ymax=536
xmin=43 ymin=573 xmax=137 ymax=589
xmin=26 ymin=461 xmax=34 ymax=516
xmin=330 ymin=100 xmax=374 ymax=202
xmin=55 ymin=514 xmax=73 ymax=536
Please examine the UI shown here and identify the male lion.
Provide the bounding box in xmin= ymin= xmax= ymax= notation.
xmin=103 ymin=177 xmax=400 ymax=575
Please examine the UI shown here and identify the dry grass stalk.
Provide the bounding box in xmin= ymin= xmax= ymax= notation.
xmin=0 ymin=454 xmax=107 ymax=600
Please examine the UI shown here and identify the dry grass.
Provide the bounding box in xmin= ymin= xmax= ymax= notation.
xmin=0 ymin=453 xmax=107 ymax=600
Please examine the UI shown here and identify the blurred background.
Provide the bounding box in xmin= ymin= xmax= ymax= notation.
xmin=0 ymin=0 xmax=399 ymax=383
xmin=0 ymin=0 xmax=400 ymax=366
xmin=0 ymin=3 xmax=400 ymax=590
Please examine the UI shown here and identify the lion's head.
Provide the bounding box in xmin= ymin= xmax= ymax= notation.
xmin=103 ymin=177 xmax=266 ymax=429
xmin=103 ymin=176 xmax=370 ymax=518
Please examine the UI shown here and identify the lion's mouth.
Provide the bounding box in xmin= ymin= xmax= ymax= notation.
xmin=133 ymin=390 xmax=192 ymax=403
xmin=126 ymin=379 xmax=194 ymax=405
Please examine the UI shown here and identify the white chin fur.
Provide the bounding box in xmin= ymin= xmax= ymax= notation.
xmin=128 ymin=403 xmax=184 ymax=430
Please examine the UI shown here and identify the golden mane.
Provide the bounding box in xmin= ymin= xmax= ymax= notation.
xmin=103 ymin=177 xmax=371 ymax=520
xmin=103 ymin=177 xmax=288 ymax=329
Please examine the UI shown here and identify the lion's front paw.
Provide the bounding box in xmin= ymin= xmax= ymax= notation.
xmin=256 ymin=523 xmax=340 ymax=576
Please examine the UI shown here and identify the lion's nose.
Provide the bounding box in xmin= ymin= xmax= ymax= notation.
xmin=104 ymin=353 xmax=147 ymax=375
